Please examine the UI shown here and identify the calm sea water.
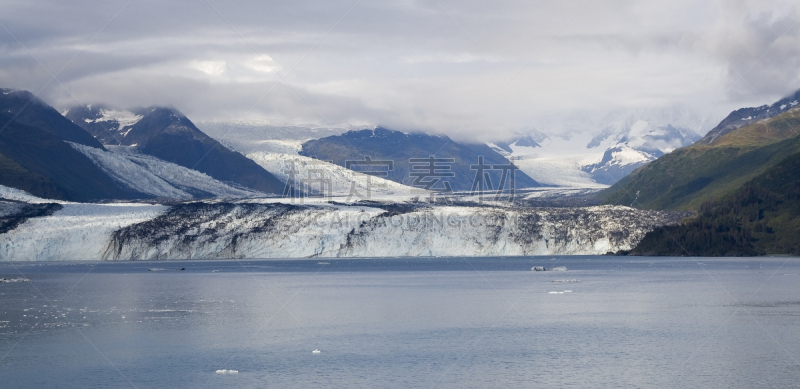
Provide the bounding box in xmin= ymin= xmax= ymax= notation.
xmin=0 ymin=256 xmax=798 ymax=388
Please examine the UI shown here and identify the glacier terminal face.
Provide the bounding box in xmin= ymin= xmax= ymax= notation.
xmin=1 ymin=199 xmax=687 ymax=261
xmin=94 ymin=202 xmax=681 ymax=260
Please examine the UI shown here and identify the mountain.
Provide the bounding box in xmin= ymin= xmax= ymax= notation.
xmin=0 ymin=110 xmax=141 ymax=201
xmin=0 ymin=89 xmax=105 ymax=149
xmin=66 ymin=105 xmax=286 ymax=194
xmin=488 ymin=111 xmax=703 ymax=187
xmin=493 ymin=135 xmax=542 ymax=153
xmin=599 ymin=90 xmax=800 ymax=256
xmin=626 ymin=150 xmax=800 ymax=256
xmin=580 ymin=144 xmax=657 ymax=184
xmin=300 ymin=127 xmax=541 ymax=192
xmin=600 ymin=105 xmax=800 ymax=211
xmin=698 ymin=89 xmax=800 ymax=145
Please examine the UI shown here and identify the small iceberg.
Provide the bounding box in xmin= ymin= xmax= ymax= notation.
xmin=215 ymin=369 xmax=238 ymax=374
xmin=148 ymin=268 xmax=167 ymax=272
xmin=312 ymin=349 xmax=321 ymax=354
xmin=531 ymin=266 xmax=568 ymax=272
xmin=0 ymin=277 xmax=30 ymax=283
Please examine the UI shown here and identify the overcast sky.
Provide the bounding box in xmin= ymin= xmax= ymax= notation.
xmin=1 ymin=0 xmax=799 ymax=141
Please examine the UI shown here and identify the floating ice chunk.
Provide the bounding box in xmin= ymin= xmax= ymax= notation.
xmin=0 ymin=277 xmax=30 ymax=283
xmin=215 ymin=369 xmax=238 ymax=374
xmin=312 ymin=349 xmax=321 ymax=354
xmin=533 ymin=266 xmax=568 ymax=272
xmin=148 ymin=268 xmax=167 ymax=272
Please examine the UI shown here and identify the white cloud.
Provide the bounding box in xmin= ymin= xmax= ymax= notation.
xmin=190 ymin=60 xmax=227 ymax=76
xmin=245 ymin=55 xmax=281 ymax=73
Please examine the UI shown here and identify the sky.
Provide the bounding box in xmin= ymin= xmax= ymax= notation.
xmin=1 ymin=0 xmax=799 ymax=142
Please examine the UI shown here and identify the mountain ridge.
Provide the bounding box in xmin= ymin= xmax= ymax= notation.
xmin=300 ymin=127 xmax=541 ymax=192
xmin=67 ymin=105 xmax=287 ymax=195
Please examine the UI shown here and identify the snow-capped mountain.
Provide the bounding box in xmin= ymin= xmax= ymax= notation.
xmin=66 ymin=105 xmax=287 ymax=194
xmin=65 ymin=105 xmax=144 ymax=145
xmin=490 ymin=109 xmax=705 ymax=186
xmin=0 ymin=90 xmax=146 ymax=201
xmin=580 ymin=144 xmax=656 ymax=185
xmin=580 ymin=122 xmax=701 ymax=184
xmin=699 ymin=88 xmax=800 ymax=145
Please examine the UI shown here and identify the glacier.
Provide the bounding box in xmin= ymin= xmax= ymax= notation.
xmin=0 ymin=194 xmax=686 ymax=260
xmin=69 ymin=142 xmax=263 ymax=199
xmin=0 ymin=202 xmax=168 ymax=261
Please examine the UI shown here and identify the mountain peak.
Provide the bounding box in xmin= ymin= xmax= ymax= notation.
xmin=66 ymin=103 xmax=286 ymax=194
xmin=0 ymin=89 xmax=105 ymax=149
xmin=699 ymin=88 xmax=800 ymax=145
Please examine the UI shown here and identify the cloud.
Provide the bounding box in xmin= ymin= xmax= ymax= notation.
xmin=0 ymin=0 xmax=798 ymax=142
xmin=191 ymin=60 xmax=227 ymax=76
xmin=704 ymin=3 xmax=800 ymax=103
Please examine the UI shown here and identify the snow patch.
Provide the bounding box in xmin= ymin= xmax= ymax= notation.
xmin=86 ymin=109 xmax=143 ymax=132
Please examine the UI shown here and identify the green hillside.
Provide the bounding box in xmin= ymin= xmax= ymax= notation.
xmin=627 ymin=151 xmax=800 ymax=256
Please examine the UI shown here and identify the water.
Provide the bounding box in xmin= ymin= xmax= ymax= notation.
xmin=1 ymin=257 xmax=799 ymax=388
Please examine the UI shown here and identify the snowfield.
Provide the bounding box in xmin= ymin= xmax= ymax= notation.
xmin=247 ymin=152 xmax=424 ymax=199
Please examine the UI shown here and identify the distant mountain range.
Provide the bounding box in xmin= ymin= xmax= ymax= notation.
xmin=602 ymin=88 xmax=800 ymax=255
xmin=300 ymin=127 xmax=541 ymax=192
xmin=0 ymin=88 xmax=289 ymax=201
xmin=488 ymin=112 xmax=703 ymax=187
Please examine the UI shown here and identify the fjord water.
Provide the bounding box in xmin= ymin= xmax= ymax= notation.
xmin=1 ymin=257 xmax=798 ymax=388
